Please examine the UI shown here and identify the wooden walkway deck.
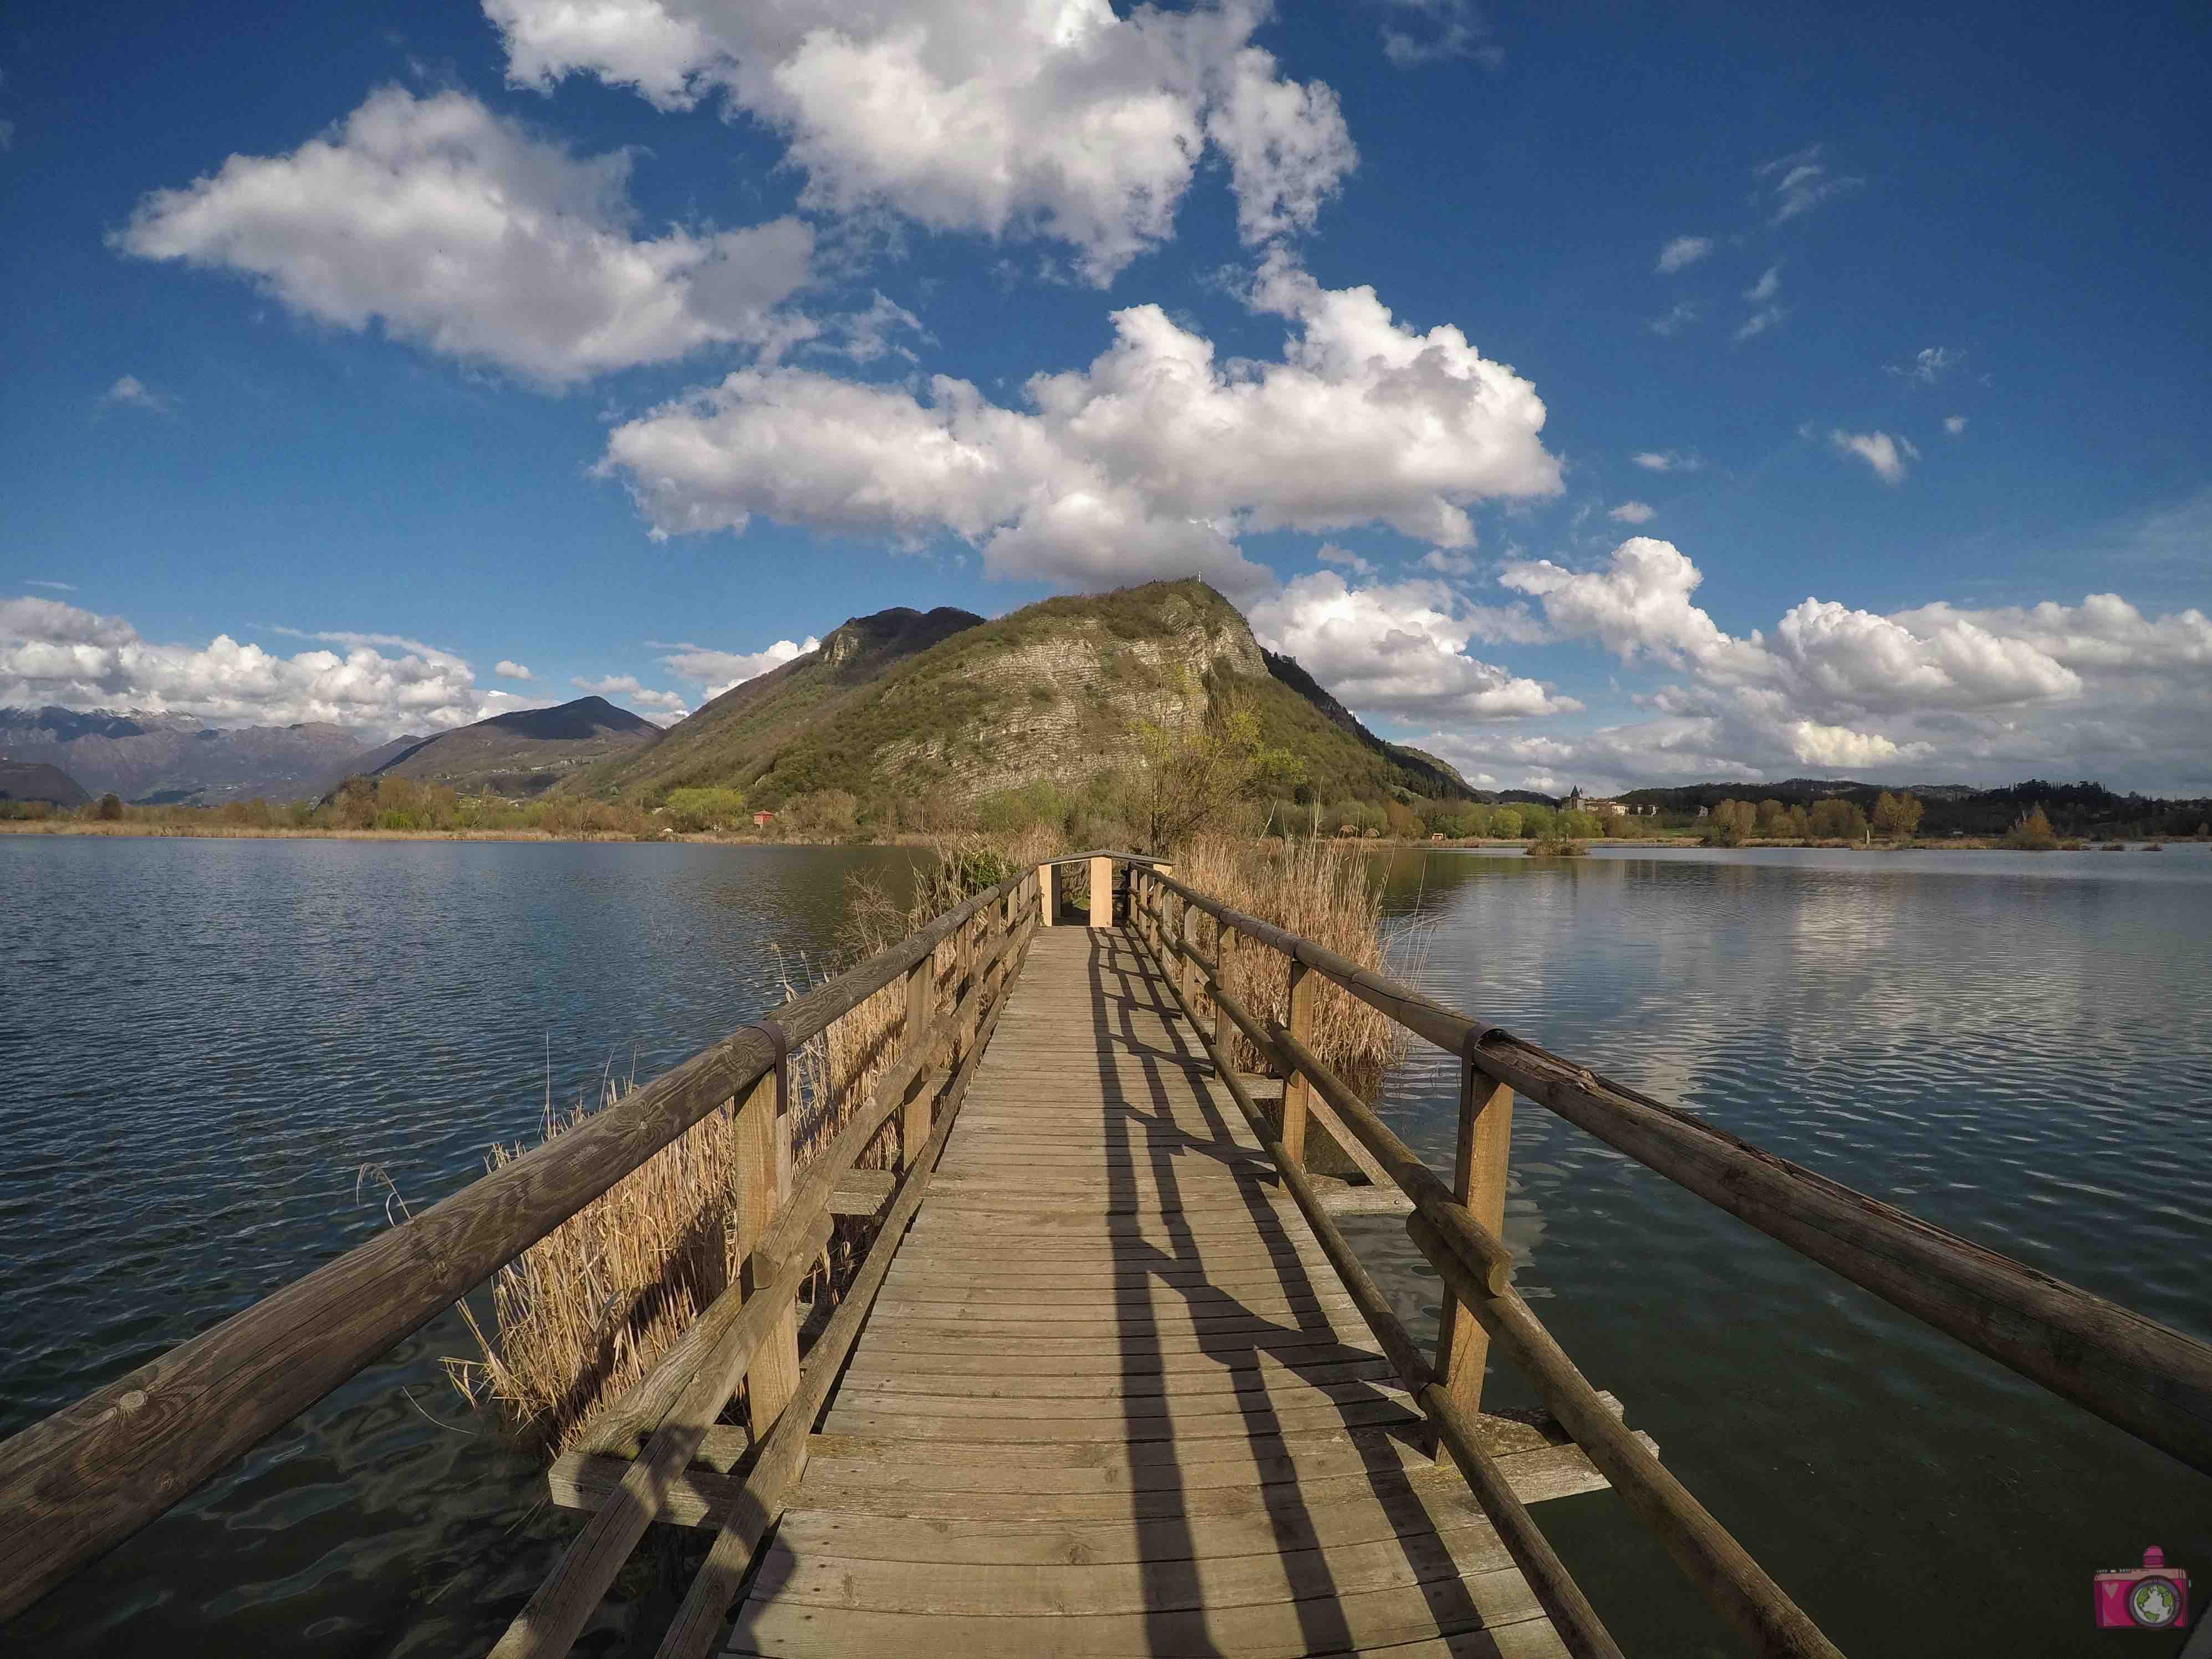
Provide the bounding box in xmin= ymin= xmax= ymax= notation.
xmin=726 ymin=925 xmax=1593 ymax=1657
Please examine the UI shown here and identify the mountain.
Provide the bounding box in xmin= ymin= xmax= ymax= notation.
xmin=560 ymin=605 xmax=986 ymax=799
xmin=368 ymin=696 xmax=660 ymax=797
xmin=573 ymin=580 xmax=1477 ymax=812
xmin=0 ymin=759 xmax=91 ymax=806
xmin=0 ymin=706 xmax=405 ymax=804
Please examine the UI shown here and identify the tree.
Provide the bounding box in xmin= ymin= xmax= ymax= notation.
xmin=2003 ymin=805 xmax=2060 ymax=850
xmin=94 ymin=793 xmax=124 ymax=821
xmin=1809 ymin=798 xmax=1869 ymax=840
xmin=1756 ymin=799 xmax=1791 ymax=836
xmin=1872 ymin=790 xmax=1924 ymax=840
xmin=1130 ymin=690 xmax=1306 ymax=853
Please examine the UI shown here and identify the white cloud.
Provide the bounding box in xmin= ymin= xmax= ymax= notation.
xmin=1944 ymin=415 xmax=1968 ymax=436
xmin=1631 ymin=450 xmax=1700 ymax=473
xmin=1419 ymin=549 xmax=1477 ymax=577
xmin=572 ymin=672 xmax=689 ymax=721
xmin=1735 ymin=269 xmax=1785 ymax=340
xmin=25 ymin=580 xmax=78 ymax=593
xmin=100 ymin=375 xmax=175 ymax=414
xmin=486 ymin=0 xmax=1354 ymax=284
xmin=1470 ymin=537 xmax=2212 ymax=793
xmin=1654 ymin=236 xmax=1711 ymax=275
xmin=1 ymin=595 xmax=501 ymax=731
xmin=1608 ymin=501 xmax=1654 ymax=524
xmin=495 ymin=660 xmax=534 ymax=680
xmin=1315 ymin=543 xmax=1377 ymax=576
xmin=1647 ymin=301 xmax=1698 ymax=337
xmin=1889 ymin=346 xmax=1964 ymax=385
xmin=118 ymin=87 xmax=813 ymax=389
xmin=654 ymin=635 xmax=820 ymax=700
xmin=1377 ymin=0 xmax=1501 ymax=69
xmin=600 ymin=254 xmax=1562 ymax=590
xmin=0 ymin=118 xmax=14 ymax=151
xmin=1246 ymin=571 xmax=1576 ymax=723
xmin=1754 ymin=143 xmax=1862 ymax=224
xmin=1829 ymin=428 xmax=1917 ymax=484
xmin=814 ymin=292 xmax=929 ymax=365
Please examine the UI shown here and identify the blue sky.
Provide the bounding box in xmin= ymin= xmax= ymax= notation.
xmin=4 ymin=0 xmax=2208 ymax=793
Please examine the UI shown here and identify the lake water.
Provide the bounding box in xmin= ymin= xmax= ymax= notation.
xmin=3 ymin=835 xmax=2209 ymax=1655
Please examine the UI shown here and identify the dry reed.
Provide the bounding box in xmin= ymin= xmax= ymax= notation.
xmin=444 ymin=833 xmax=1057 ymax=1459
xmin=1167 ymin=834 xmax=1423 ymax=1099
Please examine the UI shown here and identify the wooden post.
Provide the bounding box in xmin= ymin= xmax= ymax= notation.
xmin=1281 ymin=957 xmax=1313 ymax=1167
xmin=1434 ymin=1053 xmax=1513 ymax=1459
xmin=1212 ymin=920 xmax=1234 ymax=1073
xmin=732 ymin=1071 xmax=799 ymax=1436
xmin=1036 ymin=862 xmax=1054 ymax=927
xmin=900 ymin=957 xmax=934 ymax=1166
xmin=1089 ymin=855 xmax=1112 ymax=929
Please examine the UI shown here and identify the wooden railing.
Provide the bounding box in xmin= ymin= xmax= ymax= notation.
xmin=1120 ymin=855 xmax=2212 ymax=1659
xmin=0 ymin=864 xmax=1045 ymax=1634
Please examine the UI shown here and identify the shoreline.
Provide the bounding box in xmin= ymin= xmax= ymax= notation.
xmin=3 ymin=820 xmax=2189 ymax=853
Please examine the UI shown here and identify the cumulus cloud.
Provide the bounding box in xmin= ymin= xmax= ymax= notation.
xmin=1247 ymin=570 xmax=1576 ymax=723
xmin=1631 ymin=450 xmax=1700 ymax=473
xmin=1889 ymin=346 xmax=1963 ymax=385
xmin=654 ymin=635 xmax=820 ymax=699
xmin=485 ymin=0 xmax=1353 ymax=283
xmin=1829 ymin=428 xmax=1916 ymax=484
xmin=600 ymin=254 xmax=1562 ymax=590
xmin=100 ymin=375 xmax=176 ymax=414
xmin=117 ymin=87 xmax=813 ymax=389
xmin=1754 ymin=143 xmax=1862 ymax=223
xmin=1944 ymin=415 xmax=1968 ymax=436
xmin=1315 ymin=544 xmax=1377 ymax=576
xmin=572 ymin=672 xmax=689 ymax=721
xmin=495 ymin=660 xmax=533 ymax=680
xmin=2 ymin=594 xmax=502 ymax=730
xmin=1608 ymin=501 xmax=1654 ymax=524
xmin=1468 ymin=537 xmax=2212 ymax=794
xmin=1654 ymin=236 xmax=1711 ymax=274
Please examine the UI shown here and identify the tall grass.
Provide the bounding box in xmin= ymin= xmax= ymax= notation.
xmin=1168 ymin=834 xmax=1421 ymax=1099
xmin=444 ymin=831 xmax=1056 ymax=1458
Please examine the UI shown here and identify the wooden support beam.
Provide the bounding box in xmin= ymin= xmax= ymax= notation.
xmin=901 ymin=956 xmax=935 ymax=1168
xmin=1036 ymin=861 xmax=1054 ymax=927
xmin=1088 ymin=855 xmax=1112 ymax=928
xmin=732 ymin=1071 xmax=799 ymax=1438
xmin=1437 ymin=1054 xmax=1515 ymax=1457
xmin=1281 ymin=958 xmax=1313 ymax=1168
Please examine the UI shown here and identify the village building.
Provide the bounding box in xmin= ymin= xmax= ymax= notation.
xmin=1566 ymin=786 xmax=1628 ymax=818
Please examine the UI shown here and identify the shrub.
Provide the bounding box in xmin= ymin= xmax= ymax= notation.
xmin=95 ymin=793 xmax=124 ymax=821
xmin=2003 ymin=806 xmax=2060 ymax=850
xmin=1527 ymin=835 xmax=1587 ymax=857
xmin=1809 ymin=798 xmax=1870 ymax=840
xmin=661 ymin=785 xmax=748 ymax=832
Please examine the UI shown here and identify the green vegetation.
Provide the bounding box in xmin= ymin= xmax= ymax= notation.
xmin=1872 ymin=789 xmax=1924 ymax=839
xmin=659 ymin=785 xmax=750 ymax=831
xmin=2003 ymin=805 xmax=2061 ymax=850
xmin=1526 ymin=835 xmax=1588 ymax=857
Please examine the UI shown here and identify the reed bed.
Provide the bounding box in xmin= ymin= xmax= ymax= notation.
xmin=1168 ymin=834 xmax=1423 ymax=1099
xmin=445 ymin=831 xmax=1060 ymax=1458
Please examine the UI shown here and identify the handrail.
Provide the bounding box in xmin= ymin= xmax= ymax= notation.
xmin=1130 ymin=860 xmax=2212 ymax=1479
xmin=0 ymin=866 xmax=1035 ymax=1624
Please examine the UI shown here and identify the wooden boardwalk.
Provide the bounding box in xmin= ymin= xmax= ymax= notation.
xmin=727 ymin=925 xmax=1588 ymax=1657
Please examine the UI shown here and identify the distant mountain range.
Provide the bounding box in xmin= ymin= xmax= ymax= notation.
xmin=364 ymin=696 xmax=659 ymax=797
xmin=0 ymin=707 xmax=414 ymax=805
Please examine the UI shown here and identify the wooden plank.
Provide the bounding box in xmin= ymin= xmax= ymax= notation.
xmin=748 ymin=1522 xmax=1512 ymax=1616
xmin=769 ymin=1488 xmax=1490 ymax=1567
xmin=730 ymin=1568 xmax=1547 ymax=1656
